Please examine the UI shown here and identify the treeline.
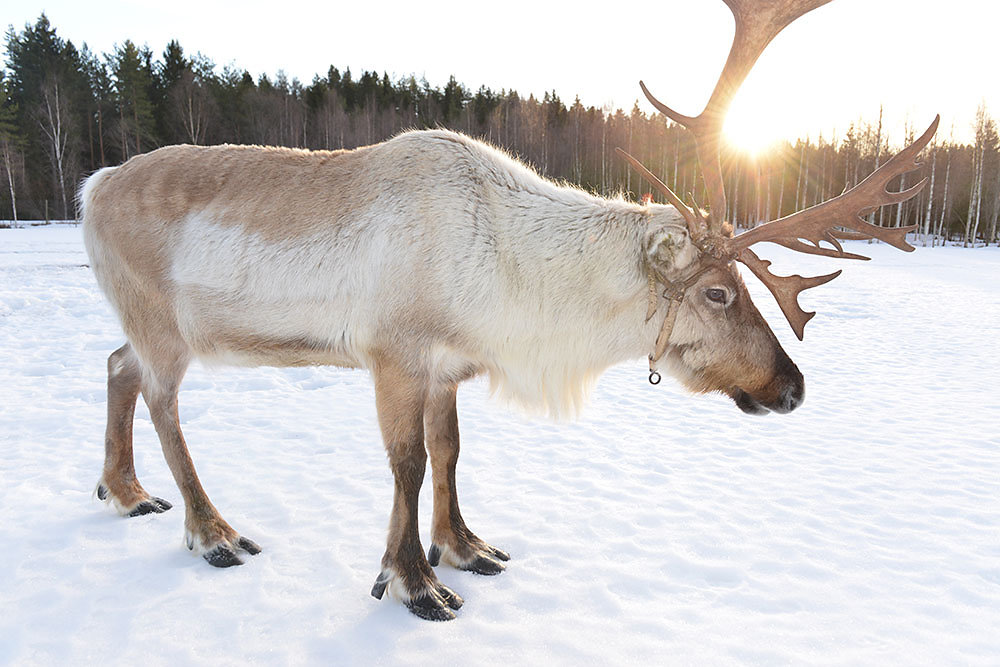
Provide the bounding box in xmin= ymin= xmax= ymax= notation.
xmin=1 ymin=14 xmax=997 ymax=246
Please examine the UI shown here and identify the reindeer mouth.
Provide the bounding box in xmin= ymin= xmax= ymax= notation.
xmin=733 ymin=389 xmax=771 ymax=415
xmin=733 ymin=382 xmax=803 ymax=416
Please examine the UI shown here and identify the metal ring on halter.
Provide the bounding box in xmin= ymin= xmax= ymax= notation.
xmin=648 ymin=370 xmax=661 ymax=385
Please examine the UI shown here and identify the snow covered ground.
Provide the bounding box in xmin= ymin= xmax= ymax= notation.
xmin=1 ymin=225 xmax=998 ymax=665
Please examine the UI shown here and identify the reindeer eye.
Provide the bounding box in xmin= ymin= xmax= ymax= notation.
xmin=705 ymin=288 xmax=727 ymax=304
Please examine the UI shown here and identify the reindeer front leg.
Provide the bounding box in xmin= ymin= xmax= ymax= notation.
xmin=425 ymin=383 xmax=510 ymax=575
xmin=370 ymin=363 xmax=463 ymax=621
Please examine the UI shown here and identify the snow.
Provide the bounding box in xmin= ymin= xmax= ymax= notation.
xmin=1 ymin=225 xmax=998 ymax=664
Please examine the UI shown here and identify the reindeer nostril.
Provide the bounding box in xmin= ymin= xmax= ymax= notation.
xmin=776 ymin=381 xmax=804 ymax=414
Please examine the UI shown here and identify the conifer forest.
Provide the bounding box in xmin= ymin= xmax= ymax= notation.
xmin=2 ymin=14 xmax=997 ymax=246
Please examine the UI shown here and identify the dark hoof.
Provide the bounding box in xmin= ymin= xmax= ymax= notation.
xmin=371 ymin=572 xmax=390 ymax=600
xmin=203 ymin=544 xmax=244 ymax=568
xmin=370 ymin=572 xmax=463 ymax=617
xmin=406 ymin=594 xmax=456 ymax=621
xmin=490 ymin=546 xmax=511 ymax=562
xmin=126 ymin=497 xmax=172 ymax=517
xmin=427 ymin=544 xmax=442 ymax=567
xmin=237 ymin=536 xmax=262 ymax=555
xmin=96 ymin=484 xmax=108 ymax=500
xmin=436 ymin=584 xmax=464 ymax=610
xmin=461 ymin=554 xmax=505 ymax=576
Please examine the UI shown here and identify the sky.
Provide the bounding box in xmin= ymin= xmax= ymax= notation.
xmin=4 ymin=0 xmax=998 ymax=146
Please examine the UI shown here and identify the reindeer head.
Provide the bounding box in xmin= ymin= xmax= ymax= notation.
xmin=622 ymin=0 xmax=937 ymax=414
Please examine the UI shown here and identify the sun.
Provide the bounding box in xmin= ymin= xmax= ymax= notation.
xmin=723 ymin=89 xmax=786 ymax=157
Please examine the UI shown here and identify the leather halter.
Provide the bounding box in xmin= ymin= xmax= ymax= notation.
xmin=645 ymin=263 xmax=716 ymax=385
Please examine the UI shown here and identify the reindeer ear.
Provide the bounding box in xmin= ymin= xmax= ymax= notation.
xmin=644 ymin=226 xmax=694 ymax=271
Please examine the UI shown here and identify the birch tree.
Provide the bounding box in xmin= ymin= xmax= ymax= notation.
xmin=0 ymin=75 xmax=23 ymax=224
xmin=988 ymin=157 xmax=1000 ymax=245
xmin=171 ymin=54 xmax=216 ymax=145
xmin=37 ymin=76 xmax=71 ymax=219
xmin=921 ymin=144 xmax=937 ymax=246
xmin=937 ymin=150 xmax=952 ymax=244
xmin=964 ymin=104 xmax=996 ymax=246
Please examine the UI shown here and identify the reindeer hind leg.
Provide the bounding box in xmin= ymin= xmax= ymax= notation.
xmin=138 ymin=341 xmax=261 ymax=567
xmin=96 ymin=342 xmax=173 ymax=516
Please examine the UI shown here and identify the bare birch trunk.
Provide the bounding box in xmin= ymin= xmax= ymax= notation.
xmin=937 ymin=146 xmax=952 ymax=245
xmin=990 ymin=160 xmax=1000 ymax=245
xmin=970 ymin=143 xmax=985 ymax=245
xmin=922 ymin=148 xmax=936 ymax=246
xmin=1 ymin=142 xmax=17 ymax=224
xmin=964 ymin=143 xmax=982 ymax=247
xmin=40 ymin=80 xmax=70 ymax=220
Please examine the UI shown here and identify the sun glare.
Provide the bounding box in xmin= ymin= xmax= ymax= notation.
xmin=723 ymin=90 xmax=786 ymax=157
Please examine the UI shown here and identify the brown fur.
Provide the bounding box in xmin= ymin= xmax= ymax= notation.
xmin=371 ymin=357 xmax=438 ymax=597
xmin=100 ymin=344 xmax=150 ymax=510
xmin=425 ymin=384 xmax=495 ymax=564
xmin=663 ymin=263 xmax=798 ymax=406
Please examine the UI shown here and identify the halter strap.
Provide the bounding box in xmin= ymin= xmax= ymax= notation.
xmin=646 ymin=264 xmax=715 ymax=385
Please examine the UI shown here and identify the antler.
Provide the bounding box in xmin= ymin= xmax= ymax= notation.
xmin=641 ymin=0 xmax=833 ymax=234
xmin=729 ymin=115 xmax=939 ymax=340
xmin=622 ymin=0 xmax=939 ymax=340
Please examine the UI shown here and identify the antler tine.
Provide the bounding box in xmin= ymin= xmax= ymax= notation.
xmin=616 ymin=147 xmax=707 ymax=240
xmin=728 ymin=115 xmax=939 ymax=255
xmin=771 ymin=237 xmax=871 ymax=261
xmin=641 ymin=0 xmax=833 ymax=233
xmin=738 ymin=248 xmax=841 ymax=341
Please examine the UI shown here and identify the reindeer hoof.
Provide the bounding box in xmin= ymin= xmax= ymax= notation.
xmin=406 ymin=594 xmax=457 ymax=621
xmin=461 ymin=554 xmax=505 ymax=576
xmin=126 ymin=497 xmax=172 ymax=517
xmin=435 ymin=584 xmax=464 ymax=610
xmin=237 ymin=536 xmax=261 ymax=555
xmin=427 ymin=544 xmax=442 ymax=566
xmin=370 ymin=571 xmax=463 ymax=618
xmin=203 ymin=544 xmax=244 ymax=568
xmin=371 ymin=572 xmax=390 ymax=599
xmin=489 ymin=546 xmax=511 ymax=562
xmin=428 ymin=541 xmax=510 ymax=573
xmin=201 ymin=536 xmax=261 ymax=568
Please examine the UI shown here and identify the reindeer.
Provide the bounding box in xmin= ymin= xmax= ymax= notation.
xmin=81 ymin=0 xmax=936 ymax=621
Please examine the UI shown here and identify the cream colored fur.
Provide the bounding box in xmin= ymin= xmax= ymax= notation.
xmin=81 ymin=130 xmax=698 ymax=418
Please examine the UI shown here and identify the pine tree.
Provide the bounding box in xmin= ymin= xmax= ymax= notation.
xmin=110 ymin=40 xmax=157 ymax=157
